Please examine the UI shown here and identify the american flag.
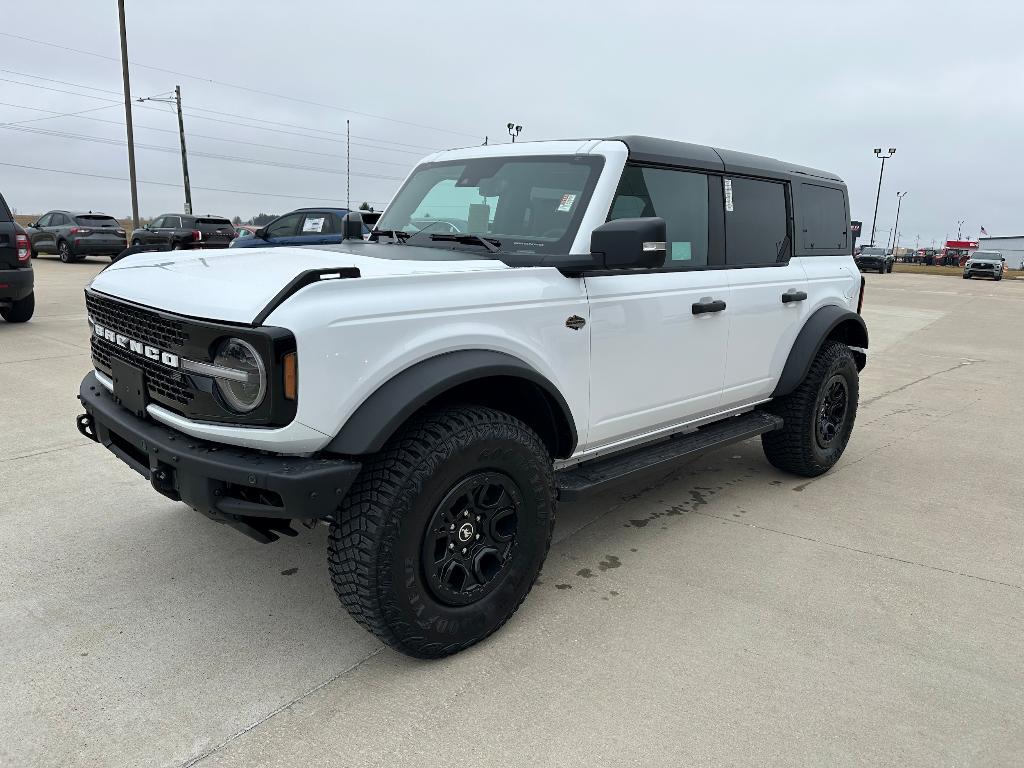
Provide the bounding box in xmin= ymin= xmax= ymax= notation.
xmin=980 ymin=226 xmax=989 ymax=236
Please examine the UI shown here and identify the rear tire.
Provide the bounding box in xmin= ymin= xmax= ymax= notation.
xmin=58 ymin=240 xmax=72 ymax=263
xmin=762 ymin=340 xmax=858 ymax=478
xmin=1 ymin=292 xmax=34 ymax=323
xmin=329 ymin=405 xmax=555 ymax=658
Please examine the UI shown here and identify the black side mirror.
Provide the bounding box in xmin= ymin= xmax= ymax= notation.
xmin=342 ymin=212 xmax=365 ymax=240
xmin=590 ymin=217 xmax=667 ymax=269
xmin=254 ymin=227 xmax=268 ymax=239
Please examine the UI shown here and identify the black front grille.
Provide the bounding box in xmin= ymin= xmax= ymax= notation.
xmin=91 ymin=335 xmax=195 ymax=407
xmin=86 ymin=291 xmax=190 ymax=349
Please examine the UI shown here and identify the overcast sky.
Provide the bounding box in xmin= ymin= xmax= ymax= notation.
xmin=2 ymin=0 xmax=1021 ymax=246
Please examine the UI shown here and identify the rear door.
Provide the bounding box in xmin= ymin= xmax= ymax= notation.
xmin=0 ymin=194 xmax=20 ymax=267
xmin=289 ymin=211 xmax=343 ymax=246
xmin=721 ymin=177 xmax=809 ymax=406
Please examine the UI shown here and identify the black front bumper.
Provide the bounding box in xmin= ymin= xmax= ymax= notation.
xmin=78 ymin=371 xmax=361 ymax=542
xmin=0 ymin=268 xmax=33 ymax=302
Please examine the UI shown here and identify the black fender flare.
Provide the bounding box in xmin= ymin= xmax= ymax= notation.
xmin=773 ymin=305 xmax=868 ymax=398
xmin=324 ymin=350 xmax=578 ymax=457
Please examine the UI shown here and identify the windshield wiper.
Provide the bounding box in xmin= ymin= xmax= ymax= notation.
xmin=371 ymin=229 xmax=410 ymax=243
xmin=429 ymin=233 xmax=501 ymax=253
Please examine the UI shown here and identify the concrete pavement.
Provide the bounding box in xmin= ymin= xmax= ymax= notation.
xmin=1 ymin=258 xmax=1021 ymax=767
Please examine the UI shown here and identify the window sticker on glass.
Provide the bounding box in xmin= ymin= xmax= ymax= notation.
xmin=724 ymin=179 xmax=734 ymax=212
xmin=557 ymin=193 xmax=577 ymax=212
xmin=671 ymin=242 xmax=693 ymax=261
xmin=302 ymin=217 xmax=326 ymax=233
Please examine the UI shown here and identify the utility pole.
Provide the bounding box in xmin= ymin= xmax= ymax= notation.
xmin=346 ymin=119 xmax=351 ymax=211
xmin=117 ymin=0 xmax=140 ymax=229
xmin=956 ymin=219 xmax=965 ymax=239
xmin=891 ymin=191 xmax=908 ymax=258
xmin=869 ymin=147 xmax=895 ymax=247
xmin=137 ymin=87 xmax=192 ymax=214
xmin=174 ymin=86 xmax=192 ymax=214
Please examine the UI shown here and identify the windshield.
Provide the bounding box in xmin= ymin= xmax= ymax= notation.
xmin=375 ymin=155 xmax=604 ymax=258
xmin=972 ymin=252 xmax=1001 ymax=260
xmin=860 ymin=247 xmax=885 ymax=255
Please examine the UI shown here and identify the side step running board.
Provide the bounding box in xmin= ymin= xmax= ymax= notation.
xmin=556 ymin=411 xmax=783 ymax=500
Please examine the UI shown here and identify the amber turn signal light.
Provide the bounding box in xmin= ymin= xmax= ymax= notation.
xmin=283 ymin=352 xmax=297 ymax=400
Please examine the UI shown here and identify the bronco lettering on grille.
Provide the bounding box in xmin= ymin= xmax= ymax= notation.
xmin=92 ymin=321 xmax=180 ymax=368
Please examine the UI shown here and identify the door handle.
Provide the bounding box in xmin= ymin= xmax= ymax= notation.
xmin=781 ymin=290 xmax=807 ymax=304
xmin=692 ymin=298 xmax=727 ymax=315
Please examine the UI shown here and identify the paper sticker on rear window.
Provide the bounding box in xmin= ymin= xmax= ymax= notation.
xmin=557 ymin=193 xmax=577 ymax=212
xmin=724 ymin=179 xmax=734 ymax=212
xmin=302 ymin=217 xmax=325 ymax=233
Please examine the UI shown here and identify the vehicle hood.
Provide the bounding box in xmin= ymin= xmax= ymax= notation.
xmin=89 ymin=243 xmax=506 ymax=324
xmin=969 ymin=257 xmax=1001 ymax=264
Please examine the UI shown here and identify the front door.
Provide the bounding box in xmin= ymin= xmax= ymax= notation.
xmin=585 ymin=165 xmax=730 ymax=449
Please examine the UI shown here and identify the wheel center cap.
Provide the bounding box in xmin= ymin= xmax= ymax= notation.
xmin=457 ymin=522 xmax=475 ymax=543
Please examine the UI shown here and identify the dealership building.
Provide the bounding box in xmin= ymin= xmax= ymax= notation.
xmin=979 ymin=235 xmax=1024 ymax=269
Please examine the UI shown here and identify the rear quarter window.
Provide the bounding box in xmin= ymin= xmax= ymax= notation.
xmin=800 ymin=183 xmax=848 ymax=251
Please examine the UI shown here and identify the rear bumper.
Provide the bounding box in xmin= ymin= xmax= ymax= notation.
xmin=77 ymin=371 xmax=362 ymax=542
xmin=0 ymin=268 xmax=33 ymax=301
xmin=73 ymin=240 xmax=127 ymax=255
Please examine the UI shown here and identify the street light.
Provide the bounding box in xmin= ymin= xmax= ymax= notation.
xmin=892 ymin=191 xmax=908 ymax=259
xmin=507 ymin=122 xmax=522 ymax=142
xmin=956 ymin=219 xmax=966 ymax=239
xmin=869 ymin=147 xmax=896 ymax=247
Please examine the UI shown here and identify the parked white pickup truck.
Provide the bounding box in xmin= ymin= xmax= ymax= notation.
xmin=77 ymin=136 xmax=867 ymax=658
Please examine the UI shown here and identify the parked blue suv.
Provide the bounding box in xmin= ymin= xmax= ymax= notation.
xmin=229 ymin=207 xmax=371 ymax=248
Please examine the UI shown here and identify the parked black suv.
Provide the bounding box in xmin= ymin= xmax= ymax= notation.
xmin=25 ymin=210 xmax=127 ymax=262
xmin=0 ymin=192 xmax=34 ymax=323
xmin=130 ymin=214 xmax=236 ymax=250
xmin=855 ymin=246 xmax=894 ymax=274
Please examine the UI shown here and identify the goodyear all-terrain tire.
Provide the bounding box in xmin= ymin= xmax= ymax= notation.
xmin=329 ymin=406 xmax=555 ymax=659
xmin=1 ymin=292 xmax=34 ymax=323
xmin=762 ymin=340 xmax=858 ymax=478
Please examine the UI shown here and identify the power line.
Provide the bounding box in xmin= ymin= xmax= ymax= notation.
xmin=0 ymin=102 xmax=416 ymax=165
xmin=0 ymin=31 xmax=480 ymax=139
xmin=0 ymin=160 xmax=390 ymax=204
xmin=0 ymin=123 xmax=406 ymax=181
xmin=0 ymin=73 xmax=440 ymax=154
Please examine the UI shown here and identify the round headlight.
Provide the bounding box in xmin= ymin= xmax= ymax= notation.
xmin=213 ymin=338 xmax=266 ymax=412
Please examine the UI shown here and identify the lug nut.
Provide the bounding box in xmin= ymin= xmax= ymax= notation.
xmin=475 ymin=515 xmax=480 ymax=522
xmin=461 ymin=548 xmax=467 ymax=554
xmin=475 ymin=534 xmax=480 ymax=540
xmin=449 ymin=524 xmax=455 ymax=531
xmin=448 ymin=543 xmax=455 ymax=550
xmin=463 ymin=510 xmax=469 ymax=517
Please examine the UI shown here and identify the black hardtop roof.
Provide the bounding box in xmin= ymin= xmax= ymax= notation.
xmin=607 ymin=135 xmax=844 ymax=184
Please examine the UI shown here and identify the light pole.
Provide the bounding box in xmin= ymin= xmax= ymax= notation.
xmin=956 ymin=219 xmax=965 ymax=239
xmin=507 ymin=122 xmax=522 ymax=142
xmin=892 ymin=191 xmax=908 ymax=259
xmin=137 ymin=86 xmax=192 ymax=214
xmin=869 ymin=147 xmax=895 ymax=247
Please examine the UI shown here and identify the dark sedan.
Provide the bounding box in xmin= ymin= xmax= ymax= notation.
xmin=130 ymin=214 xmax=236 ymax=251
xmin=25 ymin=210 xmax=127 ymax=262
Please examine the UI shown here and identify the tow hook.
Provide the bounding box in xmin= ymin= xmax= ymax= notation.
xmin=76 ymin=413 xmax=98 ymax=442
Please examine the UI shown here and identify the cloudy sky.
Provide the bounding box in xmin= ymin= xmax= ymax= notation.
xmin=2 ymin=0 xmax=1021 ymax=246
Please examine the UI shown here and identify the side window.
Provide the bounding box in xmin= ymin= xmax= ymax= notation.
xmin=149 ymin=217 xmax=166 ymax=229
xmin=299 ymin=213 xmax=333 ymax=234
xmin=724 ymin=178 xmax=788 ymax=265
xmin=800 ymin=183 xmax=848 ymax=250
xmin=37 ymin=214 xmax=53 ymax=227
xmin=54 ymin=214 xmax=69 ymax=226
xmin=608 ymin=165 xmax=709 ymax=268
xmin=164 ymin=216 xmax=181 ymax=229
xmin=265 ymin=213 xmax=301 ymax=239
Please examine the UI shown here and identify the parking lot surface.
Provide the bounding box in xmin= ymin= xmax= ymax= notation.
xmin=2 ymin=258 xmax=1022 ymax=767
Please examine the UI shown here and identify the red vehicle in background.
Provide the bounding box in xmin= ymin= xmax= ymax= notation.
xmin=939 ymin=240 xmax=978 ymax=266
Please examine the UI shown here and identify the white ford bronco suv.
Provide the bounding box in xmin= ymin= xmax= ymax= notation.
xmin=76 ymin=136 xmax=867 ymax=658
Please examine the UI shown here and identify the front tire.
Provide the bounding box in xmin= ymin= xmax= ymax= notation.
xmin=329 ymin=406 xmax=555 ymax=658
xmin=762 ymin=340 xmax=859 ymax=477
xmin=1 ymin=292 xmax=35 ymax=323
